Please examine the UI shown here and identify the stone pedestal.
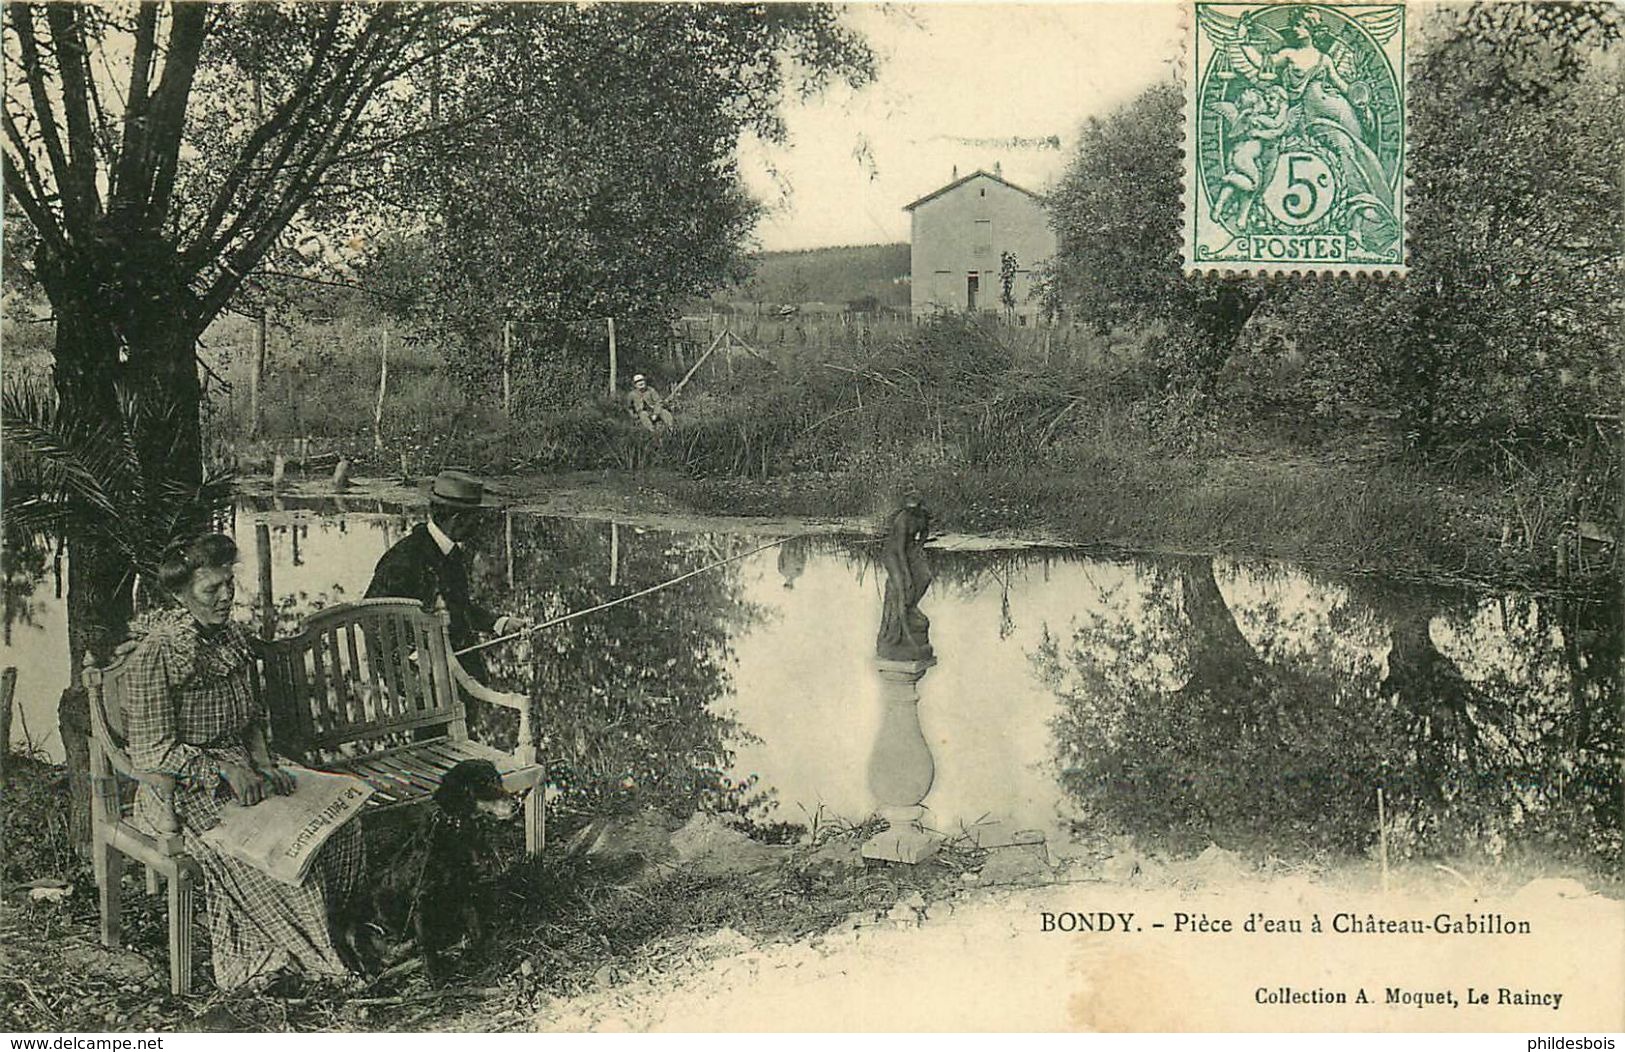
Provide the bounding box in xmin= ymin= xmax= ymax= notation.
xmin=862 ymin=656 xmax=941 ymax=864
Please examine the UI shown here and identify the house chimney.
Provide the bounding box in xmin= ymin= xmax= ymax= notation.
xmin=952 ymin=165 xmax=958 ymax=181
xmin=994 ymin=161 xmax=1003 ymax=178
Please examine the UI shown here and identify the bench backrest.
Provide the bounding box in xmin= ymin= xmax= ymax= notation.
xmin=258 ymin=598 xmax=467 ymax=764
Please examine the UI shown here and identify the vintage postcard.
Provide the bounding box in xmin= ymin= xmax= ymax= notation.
xmin=1 ymin=0 xmax=1619 ymax=1038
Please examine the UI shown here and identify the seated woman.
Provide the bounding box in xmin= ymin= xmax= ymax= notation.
xmin=124 ymin=533 xmax=366 ymax=991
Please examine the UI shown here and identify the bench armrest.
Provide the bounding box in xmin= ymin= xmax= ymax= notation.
xmin=449 ymin=656 xmax=529 ymax=711
xmin=449 ymin=653 xmax=538 ymax=764
xmin=139 ymin=772 xmax=183 ymax=836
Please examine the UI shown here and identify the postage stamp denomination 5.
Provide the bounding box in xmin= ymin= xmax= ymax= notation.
xmin=1186 ymin=3 xmax=1407 ymax=275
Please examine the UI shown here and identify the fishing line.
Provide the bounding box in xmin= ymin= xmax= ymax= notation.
xmin=452 ymin=535 xmax=790 ymax=658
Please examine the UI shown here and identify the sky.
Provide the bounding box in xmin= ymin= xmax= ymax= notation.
xmin=738 ymin=2 xmax=1185 ymax=251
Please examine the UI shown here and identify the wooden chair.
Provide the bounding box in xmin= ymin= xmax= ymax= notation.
xmin=83 ymin=654 xmax=204 ymax=996
xmin=256 ymin=598 xmax=546 ymax=853
xmin=83 ymin=598 xmax=546 ymax=995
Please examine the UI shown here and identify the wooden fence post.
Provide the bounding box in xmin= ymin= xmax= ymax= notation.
xmin=670 ymin=330 xmax=727 ymax=400
xmin=255 ymin=524 xmax=274 ymax=641
xmin=607 ymin=317 xmax=618 ymax=397
xmin=0 ymin=666 xmax=17 ymax=785
xmin=373 ymin=328 xmax=389 ymax=450
xmin=502 ymin=320 xmax=513 ymax=416
xmin=505 ymin=510 xmax=515 ymax=591
xmin=249 ymin=310 xmax=267 ymax=437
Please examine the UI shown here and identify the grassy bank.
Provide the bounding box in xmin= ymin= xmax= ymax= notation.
xmin=643 ymin=461 xmax=1475 ymax=575
xmin=646 ymin=448 xmax=1522 ymax=586
xmin=8 ymin=745 xmax=1617 ymax=1032
xmin=199 ymin=311 xmax=1613 ymax=590
xmin=3 ymin=304 xmax=1605 ymax=591
xmin=0 ymin=753 xmax=976 ymax=1032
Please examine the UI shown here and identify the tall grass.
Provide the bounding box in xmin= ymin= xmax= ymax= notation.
xmin=7 ymin=301 xmax=1595 ymax=584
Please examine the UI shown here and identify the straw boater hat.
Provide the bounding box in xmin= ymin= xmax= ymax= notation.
xmin=429 ymin=469 xmax=487 ymax=508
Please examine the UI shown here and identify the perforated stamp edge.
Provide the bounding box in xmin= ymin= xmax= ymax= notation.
xmin=1179 ymin=0 xmax=1410 ymax=280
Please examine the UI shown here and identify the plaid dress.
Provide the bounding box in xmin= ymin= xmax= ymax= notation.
xmin=124 ymin=611 xmax=364 ymax=990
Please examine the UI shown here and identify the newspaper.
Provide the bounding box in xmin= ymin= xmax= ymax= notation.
xmin=200 ymin=764 xmax=375 ymax=886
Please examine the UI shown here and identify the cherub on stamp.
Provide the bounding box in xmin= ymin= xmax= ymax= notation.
xmin=1185 ymin=3 xmax=1407 ymax=275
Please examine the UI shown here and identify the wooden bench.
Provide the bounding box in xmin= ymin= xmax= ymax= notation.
xmin=84 ymin=598 xmax=546 ymax=994
xmin=258 ymin=598 xmax=545 ymax=852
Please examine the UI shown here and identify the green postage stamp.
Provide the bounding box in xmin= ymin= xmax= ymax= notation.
xmin=1186 ymin=3 xmax=1407 ymax=275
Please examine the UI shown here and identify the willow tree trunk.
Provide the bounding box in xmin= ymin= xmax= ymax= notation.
xmin=47 ymin=270 xmax=204 ymax=854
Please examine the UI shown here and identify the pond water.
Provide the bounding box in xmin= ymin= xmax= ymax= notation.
xmin=3 ymin=499 xmax=1619 ymax=876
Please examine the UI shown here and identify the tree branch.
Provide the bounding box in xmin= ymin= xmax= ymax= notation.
xmin=320 ymin=98 xmax=511 ymax=170
xmin=3 ymin=152 xmax=68 ymax=257
xmin=182 ymin=4 xmax=346 ymax=254
xmin=44 ymin=4 xmax=103 ymax=219
xmin=7 ymin=4 xmax=77 ymax=227
xmin=255 ymin=268 xmax=414 ymax=305
xmin=1 ymin=107 xmax=64 ymax=243
xmin=181 ymin=6 xmax=403 ymax=271
xmin=372 ymin=13 xmax=492 ymax=85
xmin=109 ymin=2 xmax=158 ymax=214
xmin=143 ymin=2 xmax=209 ymax=224
xmin=194 ymin=53 xmax=391 ymax=326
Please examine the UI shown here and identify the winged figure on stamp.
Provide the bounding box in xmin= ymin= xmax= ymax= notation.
xmin=1200 ymin=5 xmax=1402 ymax=249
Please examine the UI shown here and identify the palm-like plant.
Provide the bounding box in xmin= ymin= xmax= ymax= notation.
xmin=2 ymin=376 xmax=234 ymax=598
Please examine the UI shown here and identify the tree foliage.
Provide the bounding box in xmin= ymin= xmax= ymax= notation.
xmin=3 ymin=1 xmax=874 ymax=650
xmin=3 ymin=4 xmax=461 ymax=353
xmin=397 ymin=4 xmax=875 ymax=393
xmin=1 ymin=376 xmax=233 ymax=586
xmin=1045 ymin=3 xmax=1622 ymax=452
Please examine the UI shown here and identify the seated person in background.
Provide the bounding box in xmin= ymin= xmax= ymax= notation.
xmin=365 ymin=469 xmax=528 ymax=677
xmin=626 ymin=373 xmax=674 ymax=431
xmin=125 ymin=533 xmax=367 ymax=990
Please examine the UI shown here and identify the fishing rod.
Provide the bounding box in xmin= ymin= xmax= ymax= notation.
xmin=452 ymin=535 xmax=790 ymax=658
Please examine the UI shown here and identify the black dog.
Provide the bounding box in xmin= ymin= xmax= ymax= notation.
xmin=350 ymin=759 xmax=518 ymax=979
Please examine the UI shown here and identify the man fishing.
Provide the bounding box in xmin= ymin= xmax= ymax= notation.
xmin=626 ymin=374 xmax=675 ymax=431
xmin=366 ymin=469 xmax=528 ymax=676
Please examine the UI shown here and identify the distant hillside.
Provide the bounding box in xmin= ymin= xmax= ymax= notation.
xmin=716 ymin=243 xmax=911 ymax=310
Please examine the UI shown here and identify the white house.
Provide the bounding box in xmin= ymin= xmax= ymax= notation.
xmin=904 ymin=167 xmax=1056 ymax=322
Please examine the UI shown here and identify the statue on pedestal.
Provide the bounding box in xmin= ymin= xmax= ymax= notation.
xmin=875 ymin=502 xmax=933 ymax=661
xmin=864 ymin=502 xmax=940 ymax=864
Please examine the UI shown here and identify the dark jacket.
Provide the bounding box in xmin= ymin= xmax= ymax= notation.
xmin=365 ymin=523 xmax=497 ymax=650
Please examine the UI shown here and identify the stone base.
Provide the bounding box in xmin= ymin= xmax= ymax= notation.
xmin=861 ymin=824 xmax=941 ymax=865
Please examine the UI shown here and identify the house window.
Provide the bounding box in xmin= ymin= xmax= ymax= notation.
xmin=966 ymin=273 xmax=980 ymax=311
xmin=973 ymin=220 xmax=992 ymax=258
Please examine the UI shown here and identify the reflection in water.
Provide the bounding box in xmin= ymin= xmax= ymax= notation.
xmin=464 ymin=515 xmax=769 ymax=828
xmin=3 ymin=533 xmax=53 ymax=648
xmin=776 ymin=535 xmax=811 ymax=590
xmin=1035 ymin=557 xmax=1620 ymax=870
xmin=1 ymin=499 xmax=1616 ymax=877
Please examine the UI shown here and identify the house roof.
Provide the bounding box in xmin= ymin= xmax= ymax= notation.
xmin=901 ymin=169 xmax=1044 ymax=212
